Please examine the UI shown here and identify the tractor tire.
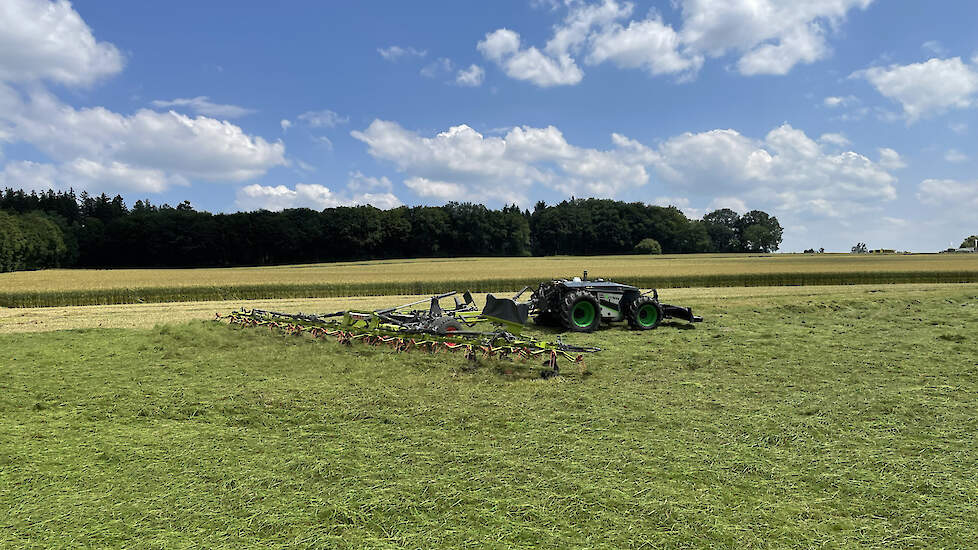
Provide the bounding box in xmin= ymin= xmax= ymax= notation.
xmin=430 ymin=316 xmax=464 ymax=335
xmin=627 ymin=296 xmax=663 ymax=330
xmin=559 ymin=290 xmax=601 ymax=333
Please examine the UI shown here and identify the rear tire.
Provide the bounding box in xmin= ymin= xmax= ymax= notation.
xmin=627 ymin=296 xmax=662 ymax=330
xmin=559 ymin=291 xmax=601 ymax=333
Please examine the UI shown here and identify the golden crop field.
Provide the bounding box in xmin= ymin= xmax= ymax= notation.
xmin=3 ymin=253 xmax=977 ymax=292
xmin=2 ymin=253 xmax=977 ymax=307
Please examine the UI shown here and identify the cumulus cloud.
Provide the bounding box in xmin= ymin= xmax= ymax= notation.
xmin=150 ymin=96 xmax=255 ymax=119
xmin=0 ymin=86 xmax=285 ymax=191
xmin=404 ymin=177 xmax=467 ymax=200
xmin=917 ymin=178 xmax=978 ymax=208
xmin=852 ymin=57 xmax=978 ymax=121
xmin=877 ymin=148 xmax=906 ymax=170
xmin=478 ymin=0 xmax=871 ymax=86
xmin=0 ymin=0 xmax=286 ymax=195
xmin=477 ymin=29 xmax=583 ymax=87
xmin=0 ymin=158 xmax=186 ymax=194
xmin=351 ymin=119 xmax=659 ymax=204
xmin=586 ymin=17 xmax=703 ymax=77
xmin=236 ymin=174 xmax=402 ymax=212
xmin=0 ymin=0 xmax=124 ymax=86
xmin=455 ymin=64 xmax=485 ymax=87
xmin=280 ymin=119 xmax=292 ymax=132
xmin=653 ymin=123 xmax=898 ymax=217
xmin=680 ymin=0 xmax=873 ymax=75
xmin=377 ymin=45 xmax=427 ymax=61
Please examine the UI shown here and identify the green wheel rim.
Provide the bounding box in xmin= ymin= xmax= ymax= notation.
xmin=637 ymin=304 xmax=658 ymax=327
xmin=572 ymin=301 xmax=596 ymax=327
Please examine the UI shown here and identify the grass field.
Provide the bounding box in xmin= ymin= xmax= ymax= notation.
xmin=2 ymin=253 xmax=978 ymax=307
xmin=2 ymin=283 xmax=977 ymax=547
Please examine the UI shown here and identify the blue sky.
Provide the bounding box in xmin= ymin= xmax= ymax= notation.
xmin=1 ymin=0 xmax=976 ymax=251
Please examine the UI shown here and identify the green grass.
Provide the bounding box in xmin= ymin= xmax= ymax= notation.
xmin=2 ymin=284 xmax=977 ymax=548
xmin=4 ymin=269 xmax=978 ymax=307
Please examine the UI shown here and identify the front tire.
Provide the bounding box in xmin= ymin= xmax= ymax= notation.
xmin=627 ymin=296 xmax=662 ymax=330
xmin=559 ymin=291 xmax=601 ymax=333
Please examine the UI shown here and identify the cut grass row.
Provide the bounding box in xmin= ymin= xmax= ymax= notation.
xmin=3 ymin=269 xmax=978 ymax=307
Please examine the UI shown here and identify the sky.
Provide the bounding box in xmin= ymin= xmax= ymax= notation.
xmin=0 ymin=0 xmax=976 ymax=252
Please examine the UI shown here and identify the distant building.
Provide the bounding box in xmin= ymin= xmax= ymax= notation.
xmin=953 ymin=247 xmax=977 ymax=253
xmin=869 ymin=249 xmax=896 ymax=254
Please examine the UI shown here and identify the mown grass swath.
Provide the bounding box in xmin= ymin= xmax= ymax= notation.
xmin=3 ymin=269 xmax=978 ymax=307
xmin=3 ymin=284 xmax=976 ymax=546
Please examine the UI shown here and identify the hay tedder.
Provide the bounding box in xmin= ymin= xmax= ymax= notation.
xmin=218 ymin=273 xmax=701 ymax=376
xmin=219 ymin=291 xmax=601 ymax=377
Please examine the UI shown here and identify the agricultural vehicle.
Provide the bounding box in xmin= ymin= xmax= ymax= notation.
xmin=218 ymin=273 xmax=701 ymax=376
xmin=482 ymin=271 xmax=702 ymax=332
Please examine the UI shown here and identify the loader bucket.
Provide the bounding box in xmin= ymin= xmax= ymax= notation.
xmin=481 ymin=294 xmax=530 ymax=330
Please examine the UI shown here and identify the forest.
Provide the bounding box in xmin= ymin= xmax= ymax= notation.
xmin=0 ymin=188 xmax=783 ymax=272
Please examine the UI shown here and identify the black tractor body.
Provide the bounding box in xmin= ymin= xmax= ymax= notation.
xmin=492 ymin=271 xmax=702 ymax=333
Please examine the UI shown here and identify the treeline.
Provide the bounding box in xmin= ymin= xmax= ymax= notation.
xmin=0 ymin=188 xmax=782 ymax=272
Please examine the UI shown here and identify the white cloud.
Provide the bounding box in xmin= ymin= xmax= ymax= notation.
xmin=819 ymin=133 xmax=850 ymax=147
xmin=150 ymin=96 xmax=255 ymax=119
xmin=949 ymin=122 xmax=968 ymax=134
xmin=586 ymin=17 xmax=703 ymax=77
xmin=653 ymin=123 xmax=898 ymax=217
xmin=351 ymin=119 xmax=658 ymax=204
xmin=455 ymin=64 xmax=485 ymax=87
xmin=347 ymin=170 xmax=393 ymax=193
xmin=377 ymin=46 xmax=427 ymax=61
xmin=0 ymin=158 xmax=187 ymax=194
xmin=0 ymin=0 xmax=124 ymax=86
xmin=852 ymin=57 xmax=978 ymax=121
xmin=0 ymin=86 xmax=286 ymax=188
xmin=297 ymin=110 xmax=349 ymax=128
xmin=917 ymin=178 xmax=978 ymax=208
xmin=477 ymin=29 xmax=583 ymax=87
xmin=235 ymin=179 xmax=402 ymax=212
xmin=824 ymin=95 xmax=857 ymax=108
xmin=0 ymin=160 xmax=58 ymax=192
xmin=351 ymin=118 xmax=902 ymax=217
xmin=479 ymin=0 xmax=871 ymax=86
xmin=945 ymin=149 xmax=968 ymax=163
xmin=877 ymin=147 xmax=906 ymax=170
xmin=420 ymin=57 xmax=454 ymax=78
xmin=404 ymin=177 xmax=467 ymax=200
xmin=280 ymin=119 xmax=292 ymax=132
xmin=0 ymin=1 xmax=285 ymax=195
xmin=680 ymin=0 xmax=873 ymax=76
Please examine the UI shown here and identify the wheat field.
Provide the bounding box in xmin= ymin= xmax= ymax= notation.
xmin=2 ymin=253 xmax=976 ymax=307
